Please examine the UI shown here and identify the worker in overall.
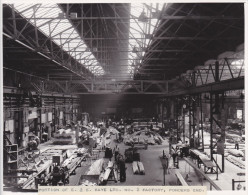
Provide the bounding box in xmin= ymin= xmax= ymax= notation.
xmin=181 ymin=141 xmax=189 ymax=157
xmin=27 ymin=136 xmax=39 ymax=151
xmin=114 ymin=146 xmax=120 ymax=162
xmin=235 ymin=139 xmax=239 ymax=150
xmin=51 ymin=164 xmax=61 ymax=186
xmin=150 ymin=122 xmax=153 ymax=131
xmin=171 ymin=146 xmax=180 ymax=168
xmin=119 ymin=155 xmax=126 ymax=182
xmin=118 ymin=132 xmax=124 ymax=142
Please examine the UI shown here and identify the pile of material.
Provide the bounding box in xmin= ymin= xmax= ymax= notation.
xmin=226 ymin=133 xmax=242 ymax=143
xmin=124 ymin=130 xmax=163 ymax=145
xmin=132 ymin=161 xmax=145 ymax=175
xmin=103 ymin=161 xmax=116 ymax=181
xmin=53 ymin=129 xmax=75 ymax=144
xmin=226 ymin=155 xmax=245 ymax=169
xmin=86 ymin=158 xmax=104 ymax=175
xmin=75 ymin=148 xmax=88 ymax=156
xmin=98 ymin=161 xmax=118 ymax=184
xmin=228 ymin=149 xmax=244 ymax=157
xmin=109 ymin=127 xmax=120 ymax=135
xmin=61 ymin=155 xmax=77 ymax=168
xmin=81 ymin=180 xmax=97 ymax=186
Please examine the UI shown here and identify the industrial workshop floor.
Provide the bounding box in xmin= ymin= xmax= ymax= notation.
xmin=3 ymin=132 xmax=245 ymax=194
xmin=37 ymin=136 xmax=172 ymax=186
xmin=29 ymin=134 xmax=247 ymax=189
xmin=97 ymin=133 xmax=246 ymax=190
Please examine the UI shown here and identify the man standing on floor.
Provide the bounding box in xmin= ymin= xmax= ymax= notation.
xmin=235 ymin=139 xmax=239 ymax=150
xmin=119 ymin=155 xmax=126 ymax=182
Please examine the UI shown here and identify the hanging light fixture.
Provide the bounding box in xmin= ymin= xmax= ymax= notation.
xmin=138 ymin=10 xmax=149 ymax=23
xmin=132 ymin=46 xmax=139 ymax=53
xmin=152 ymin=10 xmax=161 ymax=19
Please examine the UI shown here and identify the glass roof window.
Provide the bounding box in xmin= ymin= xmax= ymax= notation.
xmin=231 ymin=59 xmax=244 ymax=69
xmin=12 ymin=4 xmax=104 ymax=76
xmin=128 ymin=3 xmax=164 ymax=78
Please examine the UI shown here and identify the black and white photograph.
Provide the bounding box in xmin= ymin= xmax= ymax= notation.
xmin=1 ymin=0 xmax=246 ymax=194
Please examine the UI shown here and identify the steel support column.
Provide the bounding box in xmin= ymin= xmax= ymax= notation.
xmin=175 ymin=97 xmax=184 ymax=142
xmin=71 ymin=98 xmax=74 ymax=123
xmin=63 ymin=97 xmax=66 ymax=125
xmin=161 ymin=101 xmax=164 ymax=129
xmin=209 ymin=92 xmax=225 ymax=173
xmin=200 ymin=94 xmax=204 ymax=151
xmin=38 ymin=108 xmax=42 ymax=141
xmin=209 ymin=60 xmax=225 ymax=173
xmin=195 ymin=94 xmax=204 ymax=150
xmin=52 ymin=97 xmax=56 ymax=134
xmin=188 ymin=95 xmax=196 ymax=147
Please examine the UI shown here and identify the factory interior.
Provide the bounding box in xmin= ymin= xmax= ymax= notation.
xmin=1 ymin=2 xmax=246 ymax=192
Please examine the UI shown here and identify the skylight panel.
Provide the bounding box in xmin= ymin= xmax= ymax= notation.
xmin=13 ymin=4 xmax=104 ymax=76
xmin=128 ymin=3 xmax=164 ymax=77
xmin=231 ymin=59 xmax=244 ymax=69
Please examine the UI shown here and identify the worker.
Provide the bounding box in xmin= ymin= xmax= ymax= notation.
xmin=105 ymin=147 xmax=113 ymax=161
xmin=27 ymin=137 xmax=38 ymax=151
xmin=34 ymin=136 xmax=40 ymax=146
xmin=181 ymin=141 xmax=189 ymax=157
xmin=150 ymin=123 xmax=153 ymax=131
xmin=114 ymin=146 xmax=119 ymax=162
xmin=60 ymin=167 xmax=67 ymax=184
xmin=51 ymin=165 xmax=61 ymax=186
xmin=235 ymin=139 xmax=239 ymax=150
xmin=119 ymin=155 xmax=126 ymax=182
xmin=171 ymin=146 xmax=180 ymax=168
xmin=118 ymin=132 xmax=123 ymax=142
xmin=38 ymin=173 xmax=46 ymax=186
xmin=162 ymin=152 xmax=169 ymax=174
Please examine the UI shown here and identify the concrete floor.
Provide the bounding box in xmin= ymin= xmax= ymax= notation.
xmin=3 ymin=130 xmax=246 ymax=193
xmin=96 ymin=132 xmax=246 ymax=190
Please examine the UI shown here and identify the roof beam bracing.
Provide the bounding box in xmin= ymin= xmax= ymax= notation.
xmin=5 ymin=16 xmax=243 ymax=20
xmin=127 ymin=3 xmax=166 ymax=78
xmin=10 ymin=4 xmax=104 ymax=77
xmin=132 ymin=3 xmax=244 ymax=80
xmin=172 ymin=4 xmax=241 ymax=70
xmin=3 ymin=3 xmax=244 ymax=82
xmin=142 ymin=4 xmax=196 ymax=64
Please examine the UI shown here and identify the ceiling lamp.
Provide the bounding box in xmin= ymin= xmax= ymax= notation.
xmin=132 ymin=46 xmax=139 ymax=53
xmin=43 ymin=45 xmax=50 ymax=53
xmin=138 ymin=10 xmax=149 ymax=23
xmin=152 ymin=10 xmax=161 ymax=19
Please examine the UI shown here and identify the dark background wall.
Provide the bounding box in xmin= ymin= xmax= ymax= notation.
xmin=80 ymin=94 xmax=158 ymax=122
